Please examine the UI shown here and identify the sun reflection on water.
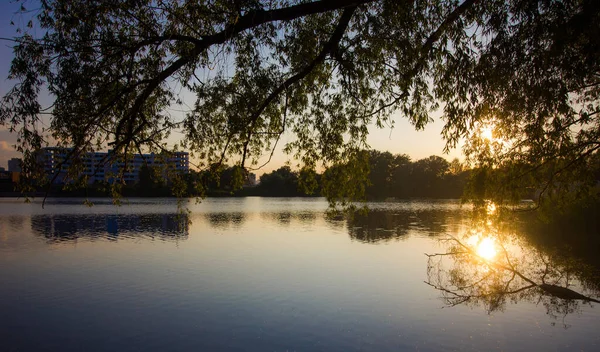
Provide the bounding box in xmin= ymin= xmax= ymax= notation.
xmin=476 ymin=237 xmax=497 ymax=260
xmin=467 ymin=234 xmax=498 ymax=261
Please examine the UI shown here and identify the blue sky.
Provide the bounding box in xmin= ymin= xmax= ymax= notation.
xmin=0 ymin=0 xmax=462 ymax=173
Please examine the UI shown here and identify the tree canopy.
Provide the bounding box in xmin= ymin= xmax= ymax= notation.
xmin=1 ymin=0 xmax=599 ymax=204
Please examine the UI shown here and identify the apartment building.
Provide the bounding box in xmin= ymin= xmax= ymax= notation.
xmin=39 ymin=147 xmax=189 ymax=184
xmin=7 ymin=158 xmax=22 ymax=172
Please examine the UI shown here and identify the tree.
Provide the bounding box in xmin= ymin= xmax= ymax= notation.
xmin=1 ymin=0 xmax=599 ymax=204
xmin=365 ymin=150 xmax=396 ymax=199
xmin=409 ymin=155 xmax=449 ymax=197
xmin=389 ymin=153 xmax=411 ymax=198
xmin=138 ymin=164 xmax=157 ymax=189
xmin=297 ymin=166 xmax=320 ymax=195
xmin=258 ymin=165 xmax=300 ymax=196
xmin=448 ymin=158 xmax=463 ymax=176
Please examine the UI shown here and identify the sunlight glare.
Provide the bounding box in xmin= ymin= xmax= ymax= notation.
xmin=476 ymin=237 xmax=497 ymax=261
xmin=481 ymin=125 xmax=493 ymax=141
xmin=486 ymin=202 xmax=496 ymax=215
xmin=466 ymin=234 xmax=498 ymax=261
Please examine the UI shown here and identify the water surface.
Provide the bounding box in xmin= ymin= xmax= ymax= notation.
xmin=1 ymin=197 xmax=598 ymax=351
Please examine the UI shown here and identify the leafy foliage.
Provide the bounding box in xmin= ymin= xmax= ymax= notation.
xmin=257 ymin=165 xmax=303 ymax=196
xmin=365 ymin=151 xmax=468 ymax=199
xmin=1 ymin=0 xmax=598 ymax=205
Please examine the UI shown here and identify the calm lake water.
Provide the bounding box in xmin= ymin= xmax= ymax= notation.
xmin=1 ymin=197 xmax=598 ymax=351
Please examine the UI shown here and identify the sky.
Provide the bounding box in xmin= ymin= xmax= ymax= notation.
xmin=0 ymin=1 xmax=463 ymax=174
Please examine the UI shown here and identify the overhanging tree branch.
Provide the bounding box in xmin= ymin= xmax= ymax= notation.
xmin=116 ymin=0 xmax=376 ymax=146
xmin=240 ymin=5 xmax=358 ymax=167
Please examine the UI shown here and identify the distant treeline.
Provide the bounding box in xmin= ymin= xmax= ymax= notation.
xmin=192 ymin=150 xmax=469 ymax=199
xmin=364 ymin=151 xmax=468 ymax=199
xmin=1 ymin=151 xmax=469 ymax=199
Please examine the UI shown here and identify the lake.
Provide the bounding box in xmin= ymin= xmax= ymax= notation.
xmin=1 ymin=197 xmax=598 ymax=351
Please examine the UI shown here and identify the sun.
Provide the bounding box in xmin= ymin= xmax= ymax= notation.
xmin=480 ymin=125 xmax=494 ymax=141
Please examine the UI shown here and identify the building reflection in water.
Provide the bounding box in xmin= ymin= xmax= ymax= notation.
xmin=425 ymin=203 xmax=600 ymax=327
xmin=31 ymin=213 xmax=189 ymax=242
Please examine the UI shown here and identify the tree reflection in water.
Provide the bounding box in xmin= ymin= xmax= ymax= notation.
xmin=346 ymin=208 xmax=463 ymax=243
xmin=425 ymin=202 xmax=600 ymax=328
xmin=205 ymin=212 xmax=246 ymax=229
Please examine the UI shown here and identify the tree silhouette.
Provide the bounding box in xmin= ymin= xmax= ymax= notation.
xmin=1 ymin=0 xmax=598 ymax=204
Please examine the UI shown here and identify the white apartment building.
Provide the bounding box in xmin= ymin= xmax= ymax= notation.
xmin=39 ymin=147 xmax=189 ymax=184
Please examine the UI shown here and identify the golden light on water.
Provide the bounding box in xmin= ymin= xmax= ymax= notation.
xmin=467 ymin=234 xmax=498 ymax=261
xmin=476 ymin=237 xmax=497 ymax=260
xmin=486 ymin=202 xmax=496 ymax=215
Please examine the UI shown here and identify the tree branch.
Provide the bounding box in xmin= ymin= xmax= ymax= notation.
xmin=116 ymin=0 xmax=375 ymax=150
xmin=240 ymin=4 xmax=358 ymax=167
